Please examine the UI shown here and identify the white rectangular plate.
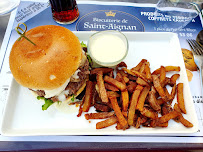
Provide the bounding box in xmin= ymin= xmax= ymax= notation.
xmin=1 ymin=32 xmax=198 ymax=136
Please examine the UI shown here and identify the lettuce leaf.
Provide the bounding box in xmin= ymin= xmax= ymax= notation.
xmin=71 ymin=94 xmax=75 ymax=102
xmin=81 ymin=41 xmax=87 ymax=48
xmin=37 ymin=96 xmax=54 ymax=111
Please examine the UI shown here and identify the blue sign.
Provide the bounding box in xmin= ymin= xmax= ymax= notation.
xmin=76 ymin=10 xmax=145 ymax=31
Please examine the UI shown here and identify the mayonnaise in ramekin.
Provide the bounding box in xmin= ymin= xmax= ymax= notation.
xmin=88 ymin=30 xmax=128 ymax=67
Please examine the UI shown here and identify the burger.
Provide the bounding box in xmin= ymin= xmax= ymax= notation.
xmin=9 ymin=25 xmax=89 ymax=110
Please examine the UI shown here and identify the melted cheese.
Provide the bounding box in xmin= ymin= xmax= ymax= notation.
xmin=70 ymin=69 xmax=81 ymax=82
xmin=58 ymin=90 xmax=70 ymax=101
xmin=80 ymin=50 xmax=87 ymax=66
xmin=44 ymin=78 xmax=70 ymax=98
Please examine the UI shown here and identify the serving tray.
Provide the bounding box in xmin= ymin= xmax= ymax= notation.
xmin=1 ymin=31 xmax=198 ymax=136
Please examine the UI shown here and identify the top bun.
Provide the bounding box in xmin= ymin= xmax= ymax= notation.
xmin=9 ymin=25 xmax=82 ymax=90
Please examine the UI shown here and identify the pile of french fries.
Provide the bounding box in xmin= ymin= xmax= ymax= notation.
xmin=77 ymin=59 xmax=193 ymax=130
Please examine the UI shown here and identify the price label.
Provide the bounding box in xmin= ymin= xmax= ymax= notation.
xmin=179 ymin=33 xmax=193 ymax=37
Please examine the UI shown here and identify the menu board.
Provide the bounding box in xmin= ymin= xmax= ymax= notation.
xmin=0 ymin=0 xmax=203 ymax=142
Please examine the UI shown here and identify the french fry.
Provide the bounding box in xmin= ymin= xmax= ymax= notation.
xmin=116 ymin=61 xmax=127 ymax=70
xmin=156 ymin=110 xmax=180 ymax=124
xmin=168 ymin=84 xmax=177 ymax=104
xmin=173 ymin=103 xmax=193 ymax=127
xmin=139 ymin=62 xmax=146 ymax=73
xmin=94 ymin=103 xmax=112 ymax=112
xmin=142 ymin=119 xmax=151 ymax=127
xmin=136 ymin=77 xmax=149 ymax=86
xmin=128 ymin=75 xmax=137 ymax=81
xmin=107 ymin=91 xmax=120 ymax=98
xmin=152 ymin=66 xmax=180 ymax=75
xmin=109 ymin=96 xmax=128 ymax=129
xmin=160 ymin=77 xmax=170 ymax=88
xmin=179 ymin=115 xmax=193 ymax=128
xmin=117 ymin=69 xmax=128 ymax=77
xmin=122 ymin=76 xmax=129 ymax=84
xmin=77 ymin=96 xmax=85 ymax=117
xmin=177 ymin=83 xmax=186 ymax=114
xmin=123 ymin=76 xmax=130 ymax=84
xmin=91 ymin=83 xmax=97 ymax=106
xmin=131 ymin=59 xmax=147 ymax=71
xmin=85 ymin=112 xmax=115 ymax=120
xmin=117 ymin=69 xmax=130 ymax=83
xmin=115 ymin=73 xmax=130 ymax=112
xmin=104 ymin=75 xmax=127 ymax=91
xmin=122 ymin=89 xmax=129 ymax=112
xmin=144 ymin=62 xmax=152 ymax=81
xmin=96 ymin=71 xmax=109 ymax=103
xmin=152 ymin=75 xmax=168 ymax=102
xmin=108 ymin=70 xmax=114 ymax=78
xmin=95 ymin=84 xmax=99 ymax=94
xmin=131 ymin=69 xmax=148 ymax=82
xmin=160 ymin=66 xmax=166 ymax=86
xmin=115 ymin=72 xmax=125 ymax=83
xmin=104 ymin=83 xmax=119 ymax=91
xmin=123 ymin=68 xmax=148 ymax=82
xmin=148 ymin=86 xmax=161 ymax=111
xmin=96 ymin=116 xmax=118 ymax=129
xmin=94 ymin=88 xmax=102 ymax=101
xmin=91 ymin=67 xmax=113 ymax=75
xmin=141 ymin=107 xmax=158 ymax=120
xmin=135 ymin=117 xmax=142 ymax=128
xmin=150 ymin=119 xmax=168 ymax=128
xmin=170 ymin=74 xmax=180 ymax=86
xmin=127 ymin=81 xmax=137 ymax=94
xmin=164 ymin=87 xmax=171 ymax=101
xmin=116 ymin=123 xmax=123 ymax=130
xmin=173 ymin=103 xmax=182 ymax=113
xmin=115 ymin=73 xmax=122 ymax=82
xmin=136 ymin=86 xmax=150 ymax=112
xmin=161 ymin=103 xmax=172 ymax=116
xmin=173 ymin=103 xmax=181 ymax=122
xmin=156 ymin=98 xmax=165 ymax=105
xmin=149 ymin=119 xmax=156 ymax=127
xmin=140 ymin=115 xmax=148 ymax=124
xmin=155 ymin=122 xmax=168 ymax=128
xmin=116 ymin=122 xmax=130 ymax=130
xmin=122 ymin=111 xmax=128 ymax=118
xmin=82 ymin=81 xmax=94 ymax=112
xmin=128 ymin=85 xmax=143 ymax=126
xmin=116 ymin=123 xmax=124 ymax=130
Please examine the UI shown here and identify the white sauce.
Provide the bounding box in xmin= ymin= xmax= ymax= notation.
xmin=57 ymin=90 xmax=70 ymax=101
xmin=89 ymin=34 xmax=126 ymax=63
xmin=73 ymin=69 xmax=80 ymax=79
xmin=58 ymin=94 xmax=66 ymax=102
xmin=70 ymin=69 xmax=81 ymax=82
xmin=54 ymin=100 xmax=79 ymax=114
xmin=44 ymin=78 xmax=70 ymax=98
